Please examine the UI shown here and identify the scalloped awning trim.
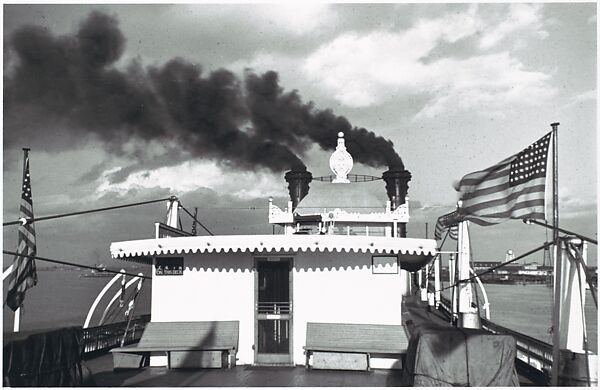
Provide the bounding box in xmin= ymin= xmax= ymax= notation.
xmin=110 ymin=234 xmax=437 ymax=259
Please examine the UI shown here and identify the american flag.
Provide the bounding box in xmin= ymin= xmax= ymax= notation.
xmin=6 ymin=149 xmax=38 ymax=311
xmin=434 ymin=210 xmax=459 ymax=241
xmin=456 ymin=132 xmax=551 ymax=226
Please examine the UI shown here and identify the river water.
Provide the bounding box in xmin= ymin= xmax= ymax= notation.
xmin=476 ymin=283 xmax=597 ymax=351
xmin=2 ymin=268 xmax=152 ymax=332
xmin=3 ymin=270 xmax=597 ymax=353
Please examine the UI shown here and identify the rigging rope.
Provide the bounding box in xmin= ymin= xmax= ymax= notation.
xmin=121 ymin=280 xmax=143 ymax=346
xmin=106 ymin=287 xmax=137 ymax=325
xmin=103 ymin=290 xmax=126 ymax=325
xmin=524 ymin=218 xmax=597 ymax=245
xmin=432 ymin=242 xmax=552 ymax=294
xmin=179 ymin=204 xmax=214 ymax=236
xmin=2 ymin=251 xmax=152 ymax=280
xmin=564 ymin=244 xmax=598 ymax=308
xmin=3 ymin=196 xmax=175 ymax=227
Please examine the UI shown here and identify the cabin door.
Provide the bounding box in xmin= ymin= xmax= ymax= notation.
xmin=254 ymin=257 xmax=293 ymax=365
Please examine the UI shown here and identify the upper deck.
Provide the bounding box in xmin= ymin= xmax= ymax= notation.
xmin=269 ymin=132 xmax=411 ymax=238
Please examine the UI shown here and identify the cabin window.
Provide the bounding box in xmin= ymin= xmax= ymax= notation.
xmin=296 ymin=223 xmax=320 ymax=235
xmin=349 ymin=226 xmax=366 ymax=236
xmin=372 ymin=255 xmax=399 ymax=274
xmin=333 ymin=225 xmax=387 ymax=236
xmin=367 ymin=226 xmax=385 ymax=237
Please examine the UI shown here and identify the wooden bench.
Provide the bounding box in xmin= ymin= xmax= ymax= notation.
xmin=110 ymin=321 xmax=239 ymax=370
xmin=303 ymin=322 xmax=409 ymax=371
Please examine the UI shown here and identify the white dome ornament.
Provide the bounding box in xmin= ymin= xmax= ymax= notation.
xmin=329 ymin=132 xmax=353 ymax=183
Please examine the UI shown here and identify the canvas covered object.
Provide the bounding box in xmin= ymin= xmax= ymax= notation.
xmin=401 ymin=323 xmax=519 ymax=386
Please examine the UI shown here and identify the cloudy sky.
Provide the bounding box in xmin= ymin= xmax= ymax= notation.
xmin=2 ymin=3 xmax=597 ymax=268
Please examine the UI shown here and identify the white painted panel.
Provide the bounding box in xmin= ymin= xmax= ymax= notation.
xmin=151 ymin=252 xmax=254 ymax=365
xmin=150 ymin=250 xmax=408 ymax=367
xmin=292 ymin=251 xmax=404 ymax=365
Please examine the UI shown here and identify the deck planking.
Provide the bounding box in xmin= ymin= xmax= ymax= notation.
xmin=86 ymin=354 xmax=404 ymax=387
xmin=85 ymin=298 xmax=535 ymax=386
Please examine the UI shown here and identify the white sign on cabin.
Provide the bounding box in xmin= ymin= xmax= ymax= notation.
xmin=155 ymin=257 xmax=184 ymax=276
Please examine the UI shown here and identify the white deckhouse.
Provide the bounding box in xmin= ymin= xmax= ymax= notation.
xmin=110 ymin=133 xmax=437 ymax=370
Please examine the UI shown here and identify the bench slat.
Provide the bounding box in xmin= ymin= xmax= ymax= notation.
xmin=305 ymin=322 xmax=408 ymax=353
xmin=138 ymin=321 xmax=239 ymax=349
xmin=304 ymin=346 xmax=407 ymax=354
xmin=110 ymin=320 xmax=239 ymax=370
xmin=112 ymin=345 xmax=235 ymax=353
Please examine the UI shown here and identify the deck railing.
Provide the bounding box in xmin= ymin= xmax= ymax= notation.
xmin=480 ymin=318 xmax=552 ymax=379
xmin=438 ymin=294 xmax=453 ymax=320
xmin=80 ymin=314 xmax=151 ymax=356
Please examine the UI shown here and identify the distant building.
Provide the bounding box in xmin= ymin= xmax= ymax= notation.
xmin=468 ymin=261 xmax=553 ymax=284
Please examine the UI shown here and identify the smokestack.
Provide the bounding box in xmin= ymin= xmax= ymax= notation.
xmin=382 ymin=168 xmax=412 ymax=237
xmin=285 ymin=169 xmax=313 ymax=211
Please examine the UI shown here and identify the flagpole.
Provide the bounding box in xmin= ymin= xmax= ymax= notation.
xmin=13 ymin=148 xmax=31 ymax=333
xmin=550 ymin=122 xmax=561 ymax=386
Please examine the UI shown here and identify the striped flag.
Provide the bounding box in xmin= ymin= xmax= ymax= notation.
xmin=434 ymin=210 xmax=460 ymax=241
xmin=6 ymin=149 xmax=38 ymax=311
xmin=456 ymin=132 xmax=551 ymax=226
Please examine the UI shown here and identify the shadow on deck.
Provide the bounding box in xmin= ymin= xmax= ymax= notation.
xmin=86 ymin=354 xmax=404 ymax=387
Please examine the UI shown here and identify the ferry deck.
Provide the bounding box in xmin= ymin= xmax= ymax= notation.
xmin=83 ymin=296 xmax=537 ymax=387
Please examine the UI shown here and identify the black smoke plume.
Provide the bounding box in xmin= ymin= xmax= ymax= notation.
xmin=245 ymin=71 xmax=404 ymax=169
xmin=4 ymin=11 xmax=404 ymax=180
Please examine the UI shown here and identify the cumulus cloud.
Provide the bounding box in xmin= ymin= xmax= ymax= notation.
xmin=301 ymin=4 xmax=556 ymax=118
xmin=176 ymin=3 xmax=336 ymax=37
xmin=256 ymin=3 xmax=336 ymax=36
xmin=479 ymin=4 xmax=548 ymax=50
xmin=415 ymin=52 xmax=555 ymax=119
xmin=94 ymin=160 xmax=288 ymax=200
xmin=303 ymin=8 xmax=480 ymax=107
xmin=562 ymin=89 xmax=596 ymax=109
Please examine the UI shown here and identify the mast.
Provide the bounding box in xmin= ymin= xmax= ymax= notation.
xmin=166 ymin=197 xmax=180 ymax=228
xmin=456 ymin=218 xmax=480 ymax=329
xmin=550 ymin=122 xmax=561 ymax=386
xmin=13 ymin=148 xmax=31 ymax=332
